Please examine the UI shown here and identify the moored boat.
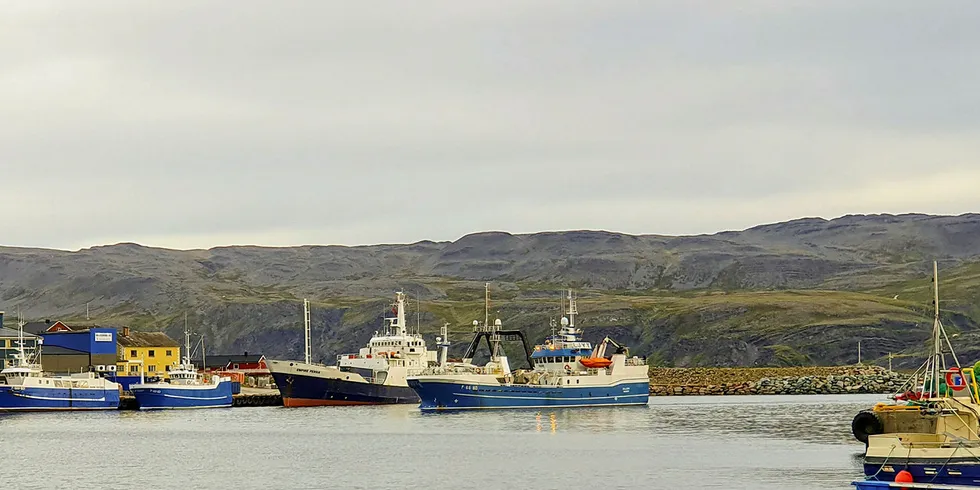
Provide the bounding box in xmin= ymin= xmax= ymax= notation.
xmin=851 ymin=261 xmax=980 ymax=446
xmin=859 ymin=262 xmax=980 ymax=486
xmin=268 ymin=293 xmax=439 ymax=407
xmin=0 ymin=316 xmax=121 ymax=411
xmin=406 ymin=287 xmax=650 ymax=411
xmin=854 ymin=480 xmax=980 ymax=489
xmin=130 ymin=318 xmax=232 ymax=410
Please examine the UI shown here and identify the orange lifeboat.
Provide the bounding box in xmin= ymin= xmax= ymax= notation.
xmin=579 ymin=357 xmax=612 ymax=368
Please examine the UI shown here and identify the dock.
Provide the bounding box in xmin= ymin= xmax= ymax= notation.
xmin=119 ymin=391 xmax=282 ymax=410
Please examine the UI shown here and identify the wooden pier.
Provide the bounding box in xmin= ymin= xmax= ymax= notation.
xmin=119 ymin=392 xmax=282 ymax=410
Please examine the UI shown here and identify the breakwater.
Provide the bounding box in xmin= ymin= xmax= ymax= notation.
xmin=649 ymin=365 xmax=907 ymax=396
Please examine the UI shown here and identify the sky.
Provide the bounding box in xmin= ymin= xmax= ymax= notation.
xmin=3 ymin=1 xmax=979 ymax=251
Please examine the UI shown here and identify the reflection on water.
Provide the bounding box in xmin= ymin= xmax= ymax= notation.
xmin=0 ymin=394 xmax=884 ymax=490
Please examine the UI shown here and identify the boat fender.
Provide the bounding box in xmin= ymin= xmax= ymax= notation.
xmin=895 ymin=469 xmax=913 ymax=483
xmin=946 ymin=367 xmax=967 ymax=391
xmin=851 ymin=410 xmax=884 ymax=445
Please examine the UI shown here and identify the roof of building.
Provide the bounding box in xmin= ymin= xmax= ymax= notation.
xmin=21 ymin=321 xmax=110 ymax=335
xmin=196 ymin=354 xmax=265 ymax=369
xmin=0 ymin=327 xmax=37 ymax=339
xmin=23 ymin=321 xmax=58 ymax=335
xmin=117 ymin=331 xmax=180 ymax=348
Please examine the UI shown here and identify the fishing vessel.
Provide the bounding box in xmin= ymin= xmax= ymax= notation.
xmin=129 ymin=319 xmax=232 ymax=410
xmin=406 ymin=287 xmax=650 ymax=411
xmin=267 ymin=293 xmax=439 ymax=407
xmin=0 ymin=316 xmax=121 ymax=411
xmin=854 ymin=481 xmax=980 ymax=489
xmin=859 ymin=261 xmax=980 ymax=486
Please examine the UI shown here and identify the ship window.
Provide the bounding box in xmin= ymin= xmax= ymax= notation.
xmin=148 ymin=350 xmax=155 ymax=358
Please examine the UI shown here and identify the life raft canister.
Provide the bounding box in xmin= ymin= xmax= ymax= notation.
xmin=947 ymin=367 xmax=968 ymax=391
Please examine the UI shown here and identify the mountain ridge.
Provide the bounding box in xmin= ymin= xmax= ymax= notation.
xmin=2 ymin=212 xmax=979 ymax=368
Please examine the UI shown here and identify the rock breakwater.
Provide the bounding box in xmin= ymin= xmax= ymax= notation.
xmin=649 ymin=365 xmax=906 ymax=396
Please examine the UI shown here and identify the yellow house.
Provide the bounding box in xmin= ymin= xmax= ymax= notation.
xmin=116 ymin=327 xmax=181 ymax=378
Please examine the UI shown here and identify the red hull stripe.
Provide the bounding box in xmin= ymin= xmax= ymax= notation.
xmin=282 ymin=397 xmax=384 ymax=407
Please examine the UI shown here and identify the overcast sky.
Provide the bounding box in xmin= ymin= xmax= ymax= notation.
xmin=3 ymin=1 xmax=978 ymax=250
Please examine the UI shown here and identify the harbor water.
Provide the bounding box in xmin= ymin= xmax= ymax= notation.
xmin=0 ymin=394 xmax=881 ymax=489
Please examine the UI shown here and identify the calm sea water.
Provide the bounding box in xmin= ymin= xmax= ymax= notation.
xmin=0 ymin=394 xmax=883 ymax=489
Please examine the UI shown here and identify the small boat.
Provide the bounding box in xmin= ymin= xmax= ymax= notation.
xmin=407 ymin=287 xmax=650 ymax=411
xmin=130 ymin=317 xmax=232 ymax=410
xmin=0 ymin=316 xmax=121 ymax=411
xmin=267 ymin=293 xmax=440 ymax=407
xmin=854 ymin=480 xmax=980 ymax=489
xmin=860 ymin=262 xmax=980 ymax=486
xmin=851 ymin=262 xmax=980 ymax=446
xmin=579 ymin=357 xmax=613 ymax=369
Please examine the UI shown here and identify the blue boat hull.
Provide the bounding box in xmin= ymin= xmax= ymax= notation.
xmin=0 ymin=385 xmax=121 ymax=411
xmin=407 ymin=379 xmax=650 ymax=411
xmin=855 ymin=480 xmax=977 ymax=489
xmin=270 ymin=371 xmax=419 ymax=406
xmin=131 ymin=382 xmax=233 ymax=410
xmin=864 ymin=461 xmax=980 ymax=487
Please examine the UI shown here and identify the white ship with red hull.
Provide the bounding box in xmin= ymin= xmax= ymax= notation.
xmin=268 ymin=292 xmax=439 ymax=407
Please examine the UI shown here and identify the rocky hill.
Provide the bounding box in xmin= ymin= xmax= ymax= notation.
xmin=2 ymin=213 xmax=979 ymax=368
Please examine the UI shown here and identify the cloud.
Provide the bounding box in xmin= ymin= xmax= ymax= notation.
xmin=2 ymin=1 xmax=978 ymax=250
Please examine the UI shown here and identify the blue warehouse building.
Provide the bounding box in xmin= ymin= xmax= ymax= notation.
xmin=23 ymin=320 xmax=119 ymax=373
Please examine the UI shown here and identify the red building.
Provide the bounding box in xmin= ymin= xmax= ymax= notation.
xmin=198 ymin=353 xmax=269 ymax=375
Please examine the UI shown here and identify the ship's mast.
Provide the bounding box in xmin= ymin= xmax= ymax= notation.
xmin=303 ymin=299 xmax=312 ymax=365
xmin=183 ymin=312 xmax=192 ymax=366
xmin=931 ymin=261 xmax=941 ymax=398
xmin=566 ymin=290 xmax=577 ymax=329
xmin=437 ymin=323 xmax=450 ymax=366
xmin=395 ymin=292 xmax=407 ymax=337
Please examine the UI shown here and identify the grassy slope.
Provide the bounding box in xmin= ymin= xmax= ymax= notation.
xmin=51 ymin=261 xmax=980 ymax=368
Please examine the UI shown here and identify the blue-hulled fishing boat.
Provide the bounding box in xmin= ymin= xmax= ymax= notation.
xmin=407 ymin=286 xmax=649 ymax=411
xmin=0 ymin=317 xmax=121 ymax=411
xmin=130 ymin=319 xmax=232 ymax=410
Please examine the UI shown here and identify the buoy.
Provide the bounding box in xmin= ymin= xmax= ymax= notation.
xmin=895 ymin=469 xmax=913 ymax=483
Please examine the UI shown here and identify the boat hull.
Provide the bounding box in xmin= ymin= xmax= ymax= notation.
xmin=131 ymin=382 xmax=234 ymax=410
xmin=864 ymin=461 xmax=980 ymax=486
xmin=407 ymin=379 xmax=650 ymax=411
xmin=855 ymin=479 xmax=979 ymax=489
xmin=270 ymin=371 xmax=419 ymax=406
xmin=0 ymin=385 xmax=121 ymax=411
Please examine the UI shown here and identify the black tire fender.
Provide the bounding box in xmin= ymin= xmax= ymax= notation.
xmin=852 ymin=410 xmax=884 ymax=444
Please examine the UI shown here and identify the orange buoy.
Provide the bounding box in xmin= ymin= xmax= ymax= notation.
xmin=579 ymin=357 xmax=612 ymax=368
xmin=895 ymin=469 xmax=913 ymax=483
